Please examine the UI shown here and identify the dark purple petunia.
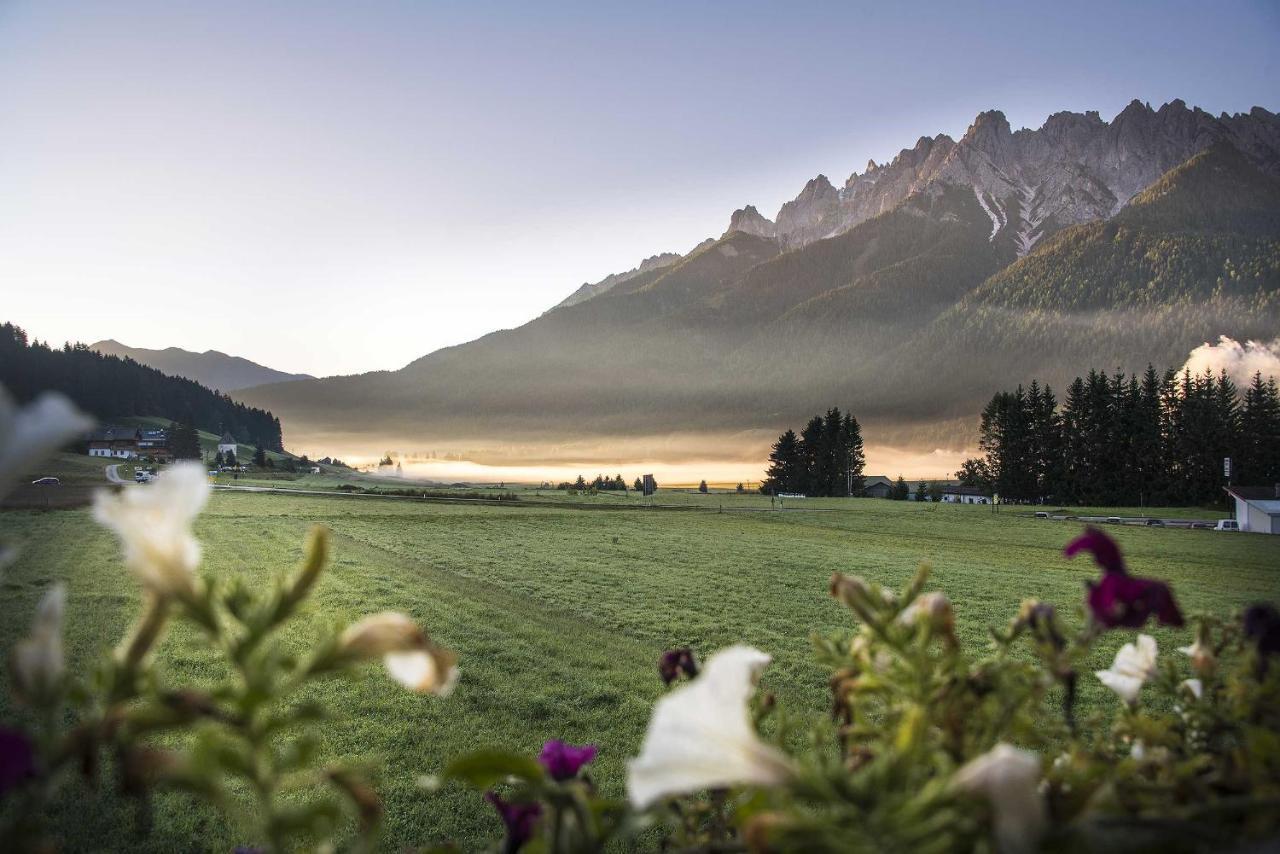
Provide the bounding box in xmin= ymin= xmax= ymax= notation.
xmin=538 ymin=740 xmax=597 ymax=781
xmin=0 ymin=727 xmax=36 ymax=799
xmin=1066 ymin=527 xmax=1184 ymax=629
xmin=1063 ymin=526 xmax=1126 ymax=575
xmin=658 ymin=647 xmax=699 ymax=685
xmin=1244 ymin=604 xmax=1280 ymax=658
xmin=486 ymin=791 xmax=542 ymax=852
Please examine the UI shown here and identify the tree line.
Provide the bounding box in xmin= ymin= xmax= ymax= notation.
xmin=761 ymin=407 xmax=866 ymax=496
xmin=1 ymin=323 xmax=284 ymax=451
xmin=960 ymin=366 xmax=1280 ymax=506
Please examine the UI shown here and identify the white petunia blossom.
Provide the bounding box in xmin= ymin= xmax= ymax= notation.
xmin=1181 ymin=678 xmax=1203 ymax=700
xmin=385 ymin=649 xmax=460 ymax=696
xmin=339 ymin=611 xmax=459 ymax=696
xmin=11 ymin=583 xmax=66 ymax=704
xmin=1095 ymin=634 xmax=1158 ymax=706
xmin=627 ymin=645 xmax=793 ymax=809
xmin=93 ymin=463 xmax=210 ymax=599
xmin=953 ymin=743 xmax=1046 ymax=854
xmin=0 ymin=387 xmax=94 ymax=500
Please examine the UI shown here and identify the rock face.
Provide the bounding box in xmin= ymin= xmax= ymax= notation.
xmin=755 ymin=99 xmax=1280 ymax=256
xmin=723 ymin=204 xmax=777 ymax=239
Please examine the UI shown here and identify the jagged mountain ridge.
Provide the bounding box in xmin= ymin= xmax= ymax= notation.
xmin=236 ymin=103 xmax=1280 ymax=464
xmin=90 ymin=340 xmax=314 ymax=392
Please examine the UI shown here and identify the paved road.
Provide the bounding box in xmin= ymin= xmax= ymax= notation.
xmin=104 ymin=464 xmax=129 ymax=484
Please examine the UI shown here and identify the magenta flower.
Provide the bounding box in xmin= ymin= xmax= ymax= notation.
xmin=485 ymin=791 xmax=541 ymax=852
xmin=1065 ymin=527 xmax=1183 ymax=629
xmin=659 ymin=647 xmax=699 ymax=685
xmin=538 ymin=740 xmax=598 ymax=781
xmin=0 ymin=727 xmax=35 ymax=798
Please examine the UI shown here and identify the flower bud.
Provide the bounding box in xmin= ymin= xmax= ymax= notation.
xmin=339 ymin=612 xmax=427 ymax=660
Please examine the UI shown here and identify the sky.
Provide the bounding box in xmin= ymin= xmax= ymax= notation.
xmin=2 ymin=1 xmax=1277 ymax=378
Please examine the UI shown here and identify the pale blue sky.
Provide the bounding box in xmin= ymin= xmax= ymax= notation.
xmin=2 ymin=1 xmax=1277 ymax=376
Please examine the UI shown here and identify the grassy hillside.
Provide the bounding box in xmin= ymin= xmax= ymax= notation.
xmin=0 ymin=493 xmax=1274 ymax=850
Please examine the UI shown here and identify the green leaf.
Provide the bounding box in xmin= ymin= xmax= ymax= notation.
xmin=442 ymin=749 xmax=546 ymax=788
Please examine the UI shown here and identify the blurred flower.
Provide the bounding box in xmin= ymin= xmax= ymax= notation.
xmin=93 ymin=463 xmax=209 ymax=600
xmin=339 ymin=611 xmax=459 ymax=695
xmin=658 ymin=647 xmax=698 ymax=685
xmin=1095 ymin=634 xmax=1158 ymax=706
xmin=9 ymin=583 xmax=66 ymax=705
xmin=1178 ymin=636 xmax=1216 ymax=677
xmin=0 ymin=726 xmax=36 ymax=798
xmin=385 ymin=648 xmax=459 ymax=696
xmin=627 ymin=645 xmax=793 ymax=809
xmin=485 ymin=791 xmax=541 ymax=852
xmin=1180 ymin=678 xmax=1203 ymax=700
xmin=1244 ymin=604 xmax=1280 ymax=659
xmin=1017 ymin=600 xmax=1066 ymax=651
xmin=953 ymin=743 xmax=1046 ymax=854
xmin=898 ymin=592 xmax=954 ymax=631
xmin=538 ymin=740 xmax=597 ymax=781
xmin=0 ymin=387 xmax=94 ymax=501
xmin=1065 ymin=527 xmax=1183 ymax=629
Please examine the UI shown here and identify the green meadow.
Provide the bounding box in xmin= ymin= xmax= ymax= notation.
xmin=1 ymin=489 xmax=1277 ymax=851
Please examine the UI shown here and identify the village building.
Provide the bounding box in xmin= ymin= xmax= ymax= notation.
xmin=862 ymin=475 xmax=895 ymax=499
xmin=88 ymin=427 xmax=141 ymax=459
xmin=217 ymin=431 xmax=238 ymax=457
xmin=1224 ymin=486 xmax=1280 ymax=534
xmin=136 ymin=429 xmax=172 ymax=462
xmin=942 ymin=485 xmax=991 ymax=504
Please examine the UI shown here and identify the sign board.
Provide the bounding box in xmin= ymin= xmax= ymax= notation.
xmin=642 ymin=474 xmax=656 ymax=497
xmin=1224 ymin=457 xmax=1232 ymax=479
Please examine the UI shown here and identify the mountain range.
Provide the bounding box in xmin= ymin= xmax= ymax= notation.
xmin=235 ymin=99 xmax=1280 ymax=468
xmin=90 ymin=340 xmax=313 ymax=392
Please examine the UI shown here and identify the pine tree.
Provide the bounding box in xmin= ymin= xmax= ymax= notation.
xmin=633 ymin=477 xmax=643 ymax=492
xmin=842 ymin=412 xmax=866 ymax=496
xmin=916 ymin=480 xmax=928 ymax=501
xmin=253 ymin=445 xmax=268 ymax=468
xmin=1240 ymin=372 xmax=1280 ymax=485
xmin=798 ymin=416 xmax=825 ymax=496
xmin=698 ymin=480 xmax=708 ymax=493
xmin=762 ymin=429 xmax=801 ymax=495
xmin=892 ymin=475 xmax=909 ymax=500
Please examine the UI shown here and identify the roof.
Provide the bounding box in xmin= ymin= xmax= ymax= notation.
xmin=219 ymin=431 xmax=236 ymax=444
xmin=863 ymin=475 xmax=893 ymax=487
xmin=943 ymin=485 xmax=990 ymax=496
xmin=88 ymin=426 xmax=138 ymax=442
xmin=1226 ymin=486 xmax=1280 ymax=513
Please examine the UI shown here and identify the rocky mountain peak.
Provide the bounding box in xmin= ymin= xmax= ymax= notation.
xmin=724 ymin=205 xmax=777 ymax=239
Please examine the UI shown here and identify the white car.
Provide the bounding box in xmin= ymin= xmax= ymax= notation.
xmin=1214 ymin=519 xmax=1240 ymax=532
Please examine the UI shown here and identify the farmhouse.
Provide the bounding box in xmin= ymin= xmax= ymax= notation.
xmin=136 ymin=429 xmax=172 ymax=462
xmin=942 ymin=485 xmax=990 ymax=504
xmin=1224 ymin=485 xmax=1280 ymax=534
xmin=862 ymin=476 xmax=894 ymax=499
xmin=88 ymin=427 xmax=141 ymax=459
xmin=217 ymin=431 xmax=238 ymax=457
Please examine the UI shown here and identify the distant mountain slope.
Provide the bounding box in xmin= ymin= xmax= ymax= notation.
xmin=90 ymin=340 xmax=313 ymax=391
xmin=237 ymin=101 xmax=1280 ymax=465
xmin=3 ymin=324 xmax=285 ymax=450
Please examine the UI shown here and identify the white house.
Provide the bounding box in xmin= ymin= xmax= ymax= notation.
xmin=217 ymin=431 xmax=238 ymax=457
xmin=88 ymin=427 xmax=139 ymax=459
xmin=942 ymin=485 xmax=991 ymax=504
xmin=1225 ymin=486 xmax=1280 ymax=534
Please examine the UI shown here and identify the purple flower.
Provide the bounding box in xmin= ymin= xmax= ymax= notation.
xmin=659 ymin=647 xmax=699 ymax=685
xmin=486 ymin=791 xmax=541 ymax=852
xmin=538 ymin=740 xmax=597 ymax=781
xmin=1065 ymin=527 xmax=1183 ymax=629
xmin=0 ymin=727 xmax=35 ymax=798
xmin=1245 ymin=604 xmax=1280 ymax=660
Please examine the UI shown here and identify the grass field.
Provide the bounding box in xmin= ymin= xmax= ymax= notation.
xmin=1 ymin=489 xmax=1277 ymax=851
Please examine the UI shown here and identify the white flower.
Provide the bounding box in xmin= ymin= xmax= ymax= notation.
xmin=339 ymin=611 xmax=459 ymax=695
xmin=627 ymin=645 xmax=793 ymax=809
xmin=1180 ymin=678 xmax=1203 ymax=700
xmin=93 ymin=463 xmax=210 ymax=599
xmin=1095 ymin=634 xmax=1157 ymax=706
xmin=953 ymin=743 xmax=1046 ymax=854
xmin=10 ymin=583 xmax=66 ymax=704
xmin=0 ymin=387 xmax=94 ymax=500
xmin=385 ymin=648 xmax=460 ymax=696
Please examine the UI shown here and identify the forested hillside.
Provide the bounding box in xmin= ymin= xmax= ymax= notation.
xmin=1 ymin=323 xmax=285 ymax=451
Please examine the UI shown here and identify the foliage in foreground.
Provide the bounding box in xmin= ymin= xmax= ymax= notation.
xmin=1 ymin=388 xmax=1278 ymax=852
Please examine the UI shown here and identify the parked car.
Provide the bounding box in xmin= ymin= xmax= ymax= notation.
xmin=1144 ymin=518 xmax=1164 ymax=526
xmin=31 ymin=476 xmax=60 ymax=486
xmin=1106 ymin=516 xmax=1122 ymax=524
xmin=1034 ymin=511 xmax=1049 ymax=518
xmin=1214 ymin=519 xmax=1240 ymax=532
xmin=134 ymin=471 xmax=152 ymax=483
xmin=1190 ymin=521 xmax=1212 ymax=530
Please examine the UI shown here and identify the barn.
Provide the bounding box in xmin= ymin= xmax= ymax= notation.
xmin=1224 ymin=486 xmax=1280 ymax=534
